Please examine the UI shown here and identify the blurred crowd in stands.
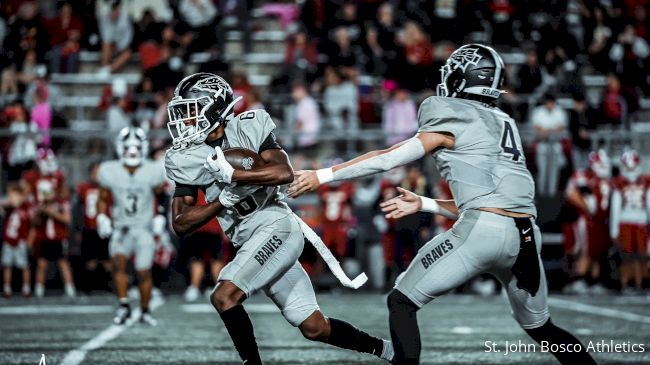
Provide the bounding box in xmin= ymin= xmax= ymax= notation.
xmin=0 ymin=0 xmax=649 ymax=299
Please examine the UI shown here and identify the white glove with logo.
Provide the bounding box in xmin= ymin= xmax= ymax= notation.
xmin=97 ymin=213 xmax=113 ymax=239
xmin=205 ymin=146 xmax=234 ymax=184
xmin=218 ymin=184 xmax=262 ymax=208
xmin=152 ymin=214 xmax=167 ymax=236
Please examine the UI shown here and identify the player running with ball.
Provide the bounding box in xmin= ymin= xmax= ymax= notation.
xmin=289 ymin=44 xmax=597 ymax=365
xmin=165 ymin=73 xmax=393 ymax=365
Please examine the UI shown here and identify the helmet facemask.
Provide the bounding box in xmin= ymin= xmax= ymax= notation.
xmin=589 ymin=150 xmax=611 ymax=179
xmin=116 ymin=127 xmax=148 ymax=167
xmin=621 ymin=150 xmax=641 ymax=182
xmin=36 ymin=148 xmax=58 ymax=175
xmin=167 ymin=76 xmax=242 ymax=149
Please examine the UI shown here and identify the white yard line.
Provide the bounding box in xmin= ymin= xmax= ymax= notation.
xmin=59 ymin=296 xmax=164 ymax=365
xmin=0 ymin=305 xmax=113 ymax=315
xmin=548 ymin=297 xmax=650 ymax=325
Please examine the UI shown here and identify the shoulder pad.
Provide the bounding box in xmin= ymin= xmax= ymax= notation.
xmin=164 ymin=145 xmax=216 ymax=186
xmin=225 ymin=109 xmax=276 ymax=152
xmin=97 ymin=160 xmax=121 ymax=188
xmin=417 ymin=96 xmax=469 ymax=137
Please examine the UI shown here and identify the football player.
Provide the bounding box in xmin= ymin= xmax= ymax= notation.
xmin=31 ymin=178 xmax=75 ymax=298
xmin=77 ymin=161 xmax=112 ymax=289
xmin=96 ymin=127 xmax=168 ymax=326
xmin=564 ymin=150 xmax=612 ymax=294
xmin=289 ymin=44 xmax=597 ymax=365
xmin=610 ymin=149 xmax=649 ymax=294
xmin=21 ymin=148 xmax=66 ymax=204
xmin=1 ymin=183 xmax=32 ymax=298
xmin=165 ymin=73 xmax=393 ymax=365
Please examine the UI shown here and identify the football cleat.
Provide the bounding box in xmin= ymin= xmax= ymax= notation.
xmin=113 ymin=305 xmax=131 ymax=325
xmin=139 ymin=311 xmax=158 ymax=326
xmin=184 ymin=286 xmax=200 ymax=302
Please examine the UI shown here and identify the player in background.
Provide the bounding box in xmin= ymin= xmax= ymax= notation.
xmin=166 ymin=73 xmax=393 ymax=365
xmin=96 ymin=127 xmax=168 ymax=326
xmin=564 ymin=150 xmax=612 ymax=294
xmin=610 ymin=150 xmax=649 ymax=294
xmin=289 ymin=44 xmax=596 ymax=365
xmin=1 ymin=183 xmax=32 ymax=298
xmin=31 ymin=179 xmax=75 ymax=298
xmin=182 ymin=190 xmax=228 ymax=302
xmin=77 ymin=161 xmax=112 ymax=290
xmin=21 ymin=148 xmax=66 ymax=204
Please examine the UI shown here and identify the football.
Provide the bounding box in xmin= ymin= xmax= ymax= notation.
xmin=223 ymin=147 xmax=265 ymax=171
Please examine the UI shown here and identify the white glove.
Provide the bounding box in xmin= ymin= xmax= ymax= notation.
xmin=97 ymin=213 xmax=112 ymax=239
xmin=218 ymin=184 xmax=261 ymax=208
xmin=584 ymin=195 xmax=597 ymax=215
xmin=152 ymin=214 xmax=167 ymax=236
xmin=204 ymin=146 xmax=234 ymax=184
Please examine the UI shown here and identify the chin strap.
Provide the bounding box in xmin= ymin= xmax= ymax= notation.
xmin=296 ymin=214 xmax=368 ymax=289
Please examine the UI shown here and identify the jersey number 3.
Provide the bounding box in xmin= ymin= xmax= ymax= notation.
xmin=500 ymin=121 xmax=521 ymax=162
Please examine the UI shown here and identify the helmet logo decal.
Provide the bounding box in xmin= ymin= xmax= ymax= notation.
xmin=448 ymin=47 xmax=483 ymax=72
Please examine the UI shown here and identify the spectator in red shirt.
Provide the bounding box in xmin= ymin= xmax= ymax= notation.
xmin=1 ymin=183 xmax=32 ymax=298
xmin=44 ymin=2 xmax=83 ymax=73
xmin=601 ymin=73 xmax=628 ymax=127
xmin=399 ymin=21 xmax=434 ymax=91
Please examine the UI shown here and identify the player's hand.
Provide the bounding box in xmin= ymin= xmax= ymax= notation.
xmin=205 ymin=146 xmax=234 ymax=184
xmin=218 ymin=184 xmax=261 ymax=208
xmin=288 ymin=170 xmax=320 ymax=198
xmin=380 ymin=187 xmax=422 ymax=219
xmin=152 ymin=214 xmax=167 ymax=236
xmin=97 ymin=213 xmax=113 ymax=239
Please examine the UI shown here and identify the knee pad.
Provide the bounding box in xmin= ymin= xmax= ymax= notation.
xmin=387 ymin=290 xmax=418 ymax=313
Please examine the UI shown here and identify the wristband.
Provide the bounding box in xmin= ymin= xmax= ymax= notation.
xmin=420 ymin=196 xmax=441 ymax=214
xmin=316 ymin=168 xmax=334 ymax=184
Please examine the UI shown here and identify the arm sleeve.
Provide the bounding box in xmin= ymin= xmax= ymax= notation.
xmin=173 ymin=183 xmax=199 ymax=199
xmin=259 ymin=132 xmax=282 ymax=152
xmin=331 ymin=137 xmax=426 ymax=182
xmin=417 ymin=96 xmax=466 ymax=138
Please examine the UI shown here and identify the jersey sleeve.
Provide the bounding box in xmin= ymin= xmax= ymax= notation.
xmin=230 ymin=110 xmax=278 ymax=153
xmin=149 ymin=160 xmax=167 ymax=188
xmin=417 ymin=96 xmax=466 ymax=138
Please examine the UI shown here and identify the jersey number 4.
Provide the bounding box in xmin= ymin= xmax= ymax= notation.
xmin=500 ymin=121 xmax=522 ymax=162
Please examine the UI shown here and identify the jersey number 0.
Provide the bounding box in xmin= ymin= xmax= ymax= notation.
xmin=500 ymin=120 xmax=522 ymax=162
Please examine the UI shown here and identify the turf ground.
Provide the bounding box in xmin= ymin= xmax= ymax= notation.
xmin=1 ymin=292 xmax=649 ymax=365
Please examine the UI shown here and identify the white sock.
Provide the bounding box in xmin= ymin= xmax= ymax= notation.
xmin=35 ymin=283 xmax=45 ymax=297
xmin=380 ymin=339 xmax=394 ymax=361
xmin=22 ymin=284 xmax=31 ymax=294
xmin=3 ymin=284 xmax=10 ymax=294
xmin=65 ymin=283 xmax=76 ymax=297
